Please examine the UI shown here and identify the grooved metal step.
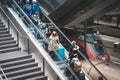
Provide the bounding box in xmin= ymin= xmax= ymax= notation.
xmin=3 ymin=63 xmax=38 ymax=73
xmin=0 ymin=40 xmax=16 ymax=45
xmin=58 ymin=63 xmax=65 ymax=70
xmin=0 ymin=55 xmax=32 ymax=64
xmin=0 ymin=43 xmax=18 ymax=49
xmin=1 ymin=58 xmax=35 ymax=68
xmin=0 ymin=30 xmax=9 ymax=34
xmin=0 ymin=47 xmax=21 ymax=54
xmin=0 ymin=34 xmax=12 ymax=38
xmin=56 ymin=61 xmax=65 ymax=69
xmin=4 ymin=67 xmax=41 ymax=77
xmin=55 ymin=61 xmax=63 ymax=65
xmin=0 ymin=27 xmax=7 ymax=31
xmin=26 ymin=75 xmax=47 ymax=80
xmin=8 ymin=71 xmax=44 ymax=80
xmin=0 ymin=25 xmax=5 ymax=27
xmin=0 ymin=37 xmax=14 ymax=41
xmin=0 ymin=22 xmax=3 ymax=24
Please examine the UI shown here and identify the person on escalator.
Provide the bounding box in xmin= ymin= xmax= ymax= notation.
xmin=48 ymin=31 xmax=59 ymax=60
xmin=31 ymin=0 xmax=41 ymax=17
xmin=22 ymin=0 xmax=32 ymax=18
xmin=69 ymin=53 xmax=86 ymax=80
xmin=69 ymin=40 xmax=79 ymax=61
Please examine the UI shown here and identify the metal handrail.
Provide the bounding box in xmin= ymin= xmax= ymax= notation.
xmin=0 ymin=67 xmax=8 ymax=80
xmin=0 ymin=7 xmax=28 ymax=39
xmin=40 ymin=5 xmax=107 ymax=80
xmin=8 ymin=0 xmax=80 ymax=80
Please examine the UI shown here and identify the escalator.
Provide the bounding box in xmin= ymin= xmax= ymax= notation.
xmin=39 ymin=0 xmax=120 ymax=28
xmin=3 ymin=0 xmax=83 ymax=80
xmin=2 ymin=0 xmax=113 ymax=80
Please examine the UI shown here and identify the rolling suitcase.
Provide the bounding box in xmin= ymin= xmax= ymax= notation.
xmin=56 ymin=47 xmax=66 ymax=61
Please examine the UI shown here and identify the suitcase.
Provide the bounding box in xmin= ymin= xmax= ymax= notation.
xmin=56 ymin=47 xmax=66 ymax=61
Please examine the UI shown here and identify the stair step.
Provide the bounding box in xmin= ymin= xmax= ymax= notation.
xmin=55 ymin=61 xmax=63 ymax=65
xmin=3 ymin=63 xmax=38 ymax=73
xmin=0 ymin=27 xmax=7 ymax=31
xmin=0 ymin=22 xmax=3 ymax=24
xmin=5 ymin=67 xmax=41 ymax=77
xmin=0 ymin=34 xmax=12 ymax=38
xmin=26 ymin=75 xmax=47 ymax=80
xmin=0 ymin=37 xmax=14 ymax=41
xmin=0 ymin=43 xmax=18 ymax=49
xmin=58 ymin=63 xmax=65 ymax=70
xmin=1 ymin=58 xmax=35 ymax=68
xmin=8 ymin=71 xmax=44 ymax=80
xmin=0 ymin=40 xmax=16 ymax=45
xmin=0 ymin=55 xmax=32 ymax=64
xmin=0 ymin=47 xmax=21 ymax=54
xmin=55 ymin=61 xmax=65 ymax=70
xmin=0 ymin=30 xmax=9 ymax=34
xmin=0 ymin=25 xmax=5 ymax=27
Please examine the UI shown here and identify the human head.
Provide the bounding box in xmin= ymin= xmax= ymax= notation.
xmin=72 ymin=40 xmax=76 ymax=46
xmin=32 ymin=0 xmax=37 ymax=3
xmin=26 ymin=0 xmax=30 ymax=3
xmin=52 ymin=31 xmax=57 ymax=36
xmin=98 ymin=76 xmax=103 ymax=80
xmin=73 ymin=53 xmax=78 ymax=58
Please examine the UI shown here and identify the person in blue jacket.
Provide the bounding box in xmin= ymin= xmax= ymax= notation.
xmin=22 ymin=0 xmax=32 ymax=17
xmin=31 ymin=0 xmax=41 ymax=16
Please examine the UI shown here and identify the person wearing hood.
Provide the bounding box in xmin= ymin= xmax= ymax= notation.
xmin=22 ymin=0 xmax=32 ymax=17
xmin=32 ymin=0 xmax=41 ymax=16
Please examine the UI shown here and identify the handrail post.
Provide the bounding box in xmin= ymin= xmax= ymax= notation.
xmin=43 ymin=57 xmax=45 ymax=75
xmin=27 ymin=38 xmax=30 ymax=54
xmin=17 ymin=31 xmax=19 ymax=46
xmin=84 ymin=21 xmax=87 ymax=54
xmin=8 ymin=18 xmax=10 ymax=32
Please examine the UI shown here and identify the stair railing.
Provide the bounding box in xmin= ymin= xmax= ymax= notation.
xmin=0 ymin=67 xmax=8 ymax=80
xmin=0 ymin=7 xmax=30 ymax=54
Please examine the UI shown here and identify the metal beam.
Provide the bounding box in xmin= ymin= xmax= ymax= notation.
xmin=64 ymin=0 xmax=120 ymax=27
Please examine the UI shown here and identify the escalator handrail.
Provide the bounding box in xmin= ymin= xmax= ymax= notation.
xmin=8 ymin=0 xmax=80 ymax=80
xmin=40 ymin=6 xmax=108 ymax=80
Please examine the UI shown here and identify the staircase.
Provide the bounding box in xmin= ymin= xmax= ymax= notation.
xmin=0 ymin=20 xmax=21 ymax=54
xmin=0 ymin=19 xmax=48 ymax=80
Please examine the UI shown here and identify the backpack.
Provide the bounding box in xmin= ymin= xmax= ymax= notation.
xmin=26 ymin=4 xmax=31 ymax=12
xmin=73 ymin=59 xmax=81 ymax=73
xmin=79 ymin=71 xmax=86 ymax=80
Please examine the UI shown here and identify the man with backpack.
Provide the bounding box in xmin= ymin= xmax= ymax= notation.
xmin=69 ymin=53 xmax=86 ymax=80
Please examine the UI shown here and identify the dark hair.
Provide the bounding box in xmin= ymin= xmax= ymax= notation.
xmin=98 ymin=76 xmax=103 ymax=80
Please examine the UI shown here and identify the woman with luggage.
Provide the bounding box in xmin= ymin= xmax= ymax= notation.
xmin=48 ymin=31 xmax=59 ymax=60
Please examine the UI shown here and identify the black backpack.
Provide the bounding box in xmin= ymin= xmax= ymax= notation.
xmin=79 ymin=71 xmax=86 ymax=80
